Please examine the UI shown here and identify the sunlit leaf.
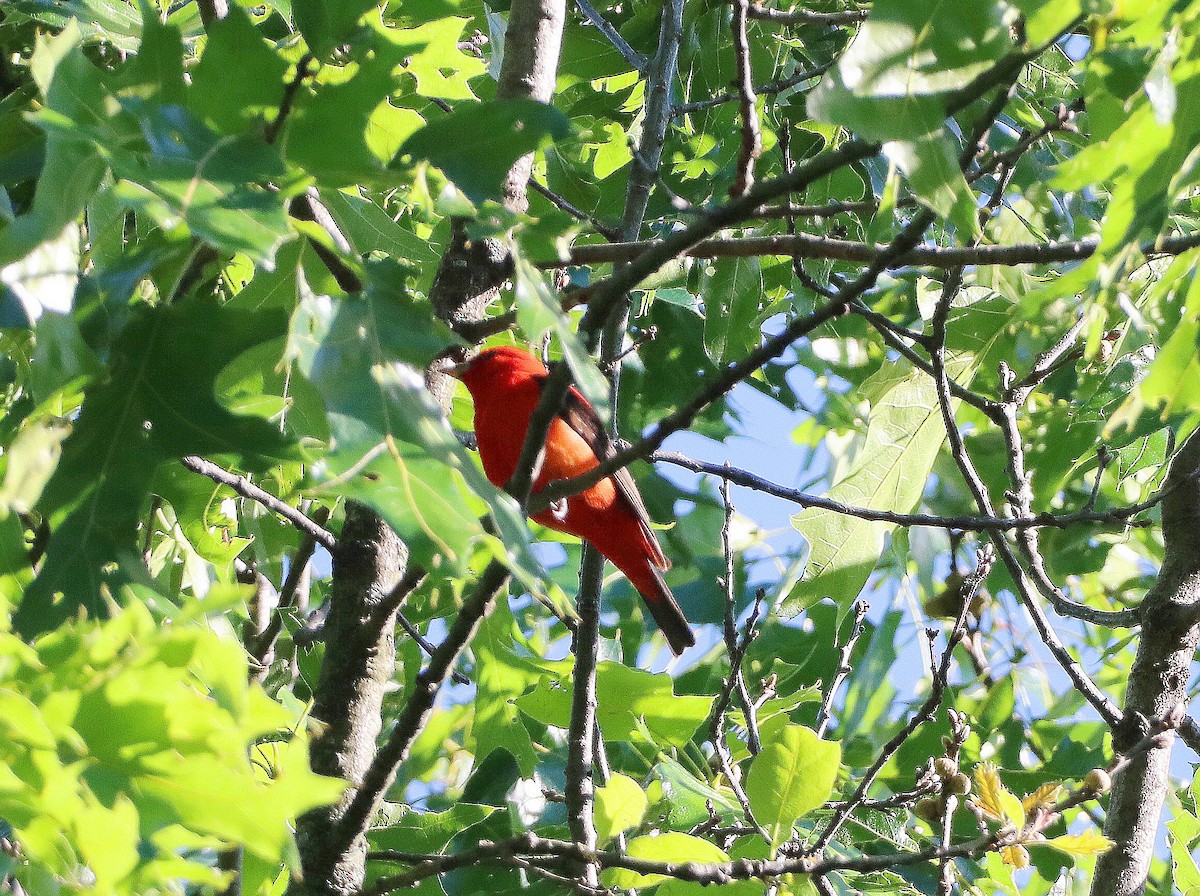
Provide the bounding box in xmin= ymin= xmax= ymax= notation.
xmin=1044 ymin=830 xmax=1114 ymax=858
xmin=594 ymin=773 xmax=649 ymax=845
xmin=745 ymin=724 xmax=841 ymax=851
xmin=603 ymin=833 xmax=728 ymax=889
xmin=399 ymin=99 xmax=572 ymax=204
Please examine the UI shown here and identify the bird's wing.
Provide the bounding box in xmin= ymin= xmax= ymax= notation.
xmin=556 ymin=382 xmax=670 ymax=571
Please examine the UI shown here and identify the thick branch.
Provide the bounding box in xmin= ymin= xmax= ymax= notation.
xmin=330 ymin=561 xmax=511 ymax=860
xmin=1092 ymin=430 xmax=1200 ymax=896
xmin=296 ymin=505 xmax=406 ymax=896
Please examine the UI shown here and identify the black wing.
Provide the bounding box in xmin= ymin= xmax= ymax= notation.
xmin=558 ymin=383 xmax=670 ymax=571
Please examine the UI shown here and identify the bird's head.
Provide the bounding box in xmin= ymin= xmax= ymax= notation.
xmin=445 ymin=345 xmax=548 ymax=396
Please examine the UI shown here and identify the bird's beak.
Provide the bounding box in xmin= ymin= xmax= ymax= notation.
xmin=435 ymin=350 xmax=472 ymax=380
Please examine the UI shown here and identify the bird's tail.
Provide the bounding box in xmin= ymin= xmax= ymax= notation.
xmin=630 ymin=563 xmax=695 ymax=656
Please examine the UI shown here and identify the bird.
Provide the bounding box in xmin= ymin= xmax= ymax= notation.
xmin=449 ymin=345 xmax=695 ymax=655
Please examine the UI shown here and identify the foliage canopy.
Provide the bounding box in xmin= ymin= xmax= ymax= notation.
xmin=0 ymin=0 xmax=1198 ymax=894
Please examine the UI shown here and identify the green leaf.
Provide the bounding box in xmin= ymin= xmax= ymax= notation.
xmin=603 ymin=833 xmax=728 ymax=889
xmin=809 ymin=0 xmax=1009 ymax=141
xmin=808 ymin=0 xmax=1009 ymax=231
xmin=1169 ymin=803 xmax=1200 ymax=896
xmin=8 ymin=0 xmax=146 ymax=52
xmin=653 ymin=755 xmax=744 ymax=828
xmin=17 ymin=297 xmax=292 ymax=635
xmin=399 ymin=99 xmax=572 ymax=204
xmin=319 ymin=188 xmax=441 ymax=268
xmin=471 ymin=602 xmax=545 ymax=775
xmin=0 ymin=223 xmax=80 ymax=325
xmin=745 ymin=724 xmax=841 ymax=852
xmin=0 ymin=418 xmax=71 ymax=517
xmin=0 ymin=23 xmax=107 ymax=272
xmin=512 ymin=256 xmax=610 ymax=416
xmin=882 ymin=134 xmax=980 ymax=239
xmin=188 ymin=5 xmax=288 ymax=134
xmin=1042 ymin=830 xmax=1113 ymax=859
xmin=369 ymin=804 xmax=497 ymax=855
xmin=372 ymin=17 xmax=488 ymax=101
xmin=288 ymin=275 xmax=483 ymax=569
xmin=115 ymin=11 xmax=184 ymax=104
xmin=1008 ymin=0 xmax=1083 ymax=45
xmin=516 ymin=662 xmax=711 ymax=746
xmin=108 ymin=105 xmax=293 ymax=265
xmin=702 ymin=257 xmax=765 ymax=364
xmin=1138 ymin=262 xmax=1200 ymax=414
xmin=785 ymin=364 xmax=950 ymax=615
xmin=594 ymin=774 xmax=648 ymax=845
xmin=286 ymin=56 xmax=401 ymax=186
xmin=292 ymin=0 xmax=379 ymax=57
xmin=0 ymin=601 xmax=341 ymax=887
xmin=1057 ymin=39 xmax=1200 ymax=269
xmin=29 ymin=311 xmax=102 ymax=402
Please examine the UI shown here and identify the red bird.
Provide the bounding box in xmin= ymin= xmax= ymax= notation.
xmin=452 ymin=346 xmax=695 ymax=655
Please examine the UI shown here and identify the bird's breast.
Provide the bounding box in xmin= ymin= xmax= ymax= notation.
xmin=473 ymin=398 xmax=618 ymax=517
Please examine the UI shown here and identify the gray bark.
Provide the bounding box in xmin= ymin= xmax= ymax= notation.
xmin=1091 ymin=429 xmax=1200 ymax=896
xmin=296 ymin=505 xmax=406 ymax=895
xmin=297 ymin=2 xmax=567 ymax=893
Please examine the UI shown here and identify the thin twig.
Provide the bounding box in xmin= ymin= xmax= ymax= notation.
xmin=530 ymin=179 xmax=620 ymax=239
xmin=180 ymin=456 xmax=336 ymax=550
xmin=811 ymin=548 xmax=993 ymax=853
xmin=745 ymin=3 xmax=868 ymax=26
xmin=708 ymin=480 xmax=770 ymax=840
xmin=368 ymin=568 xmax=472 ymax=686
xmin=815 ymin=600 xmax=868 ymax=737
xmin=550 ymin=230 xmax=1200 ymax=270
xmin=927 ymin=272 xmax=1125 ymax=726
xmin=673 ymin=63 xmax=832 ymax=118
xmin=730 ymin=0 xmax=762 ymax=196
xmin=575 ymin=0 xmax=647 ymax=72
xmin=250 ymin=505 xmax=331 ymax=666
xmin=849 ymin=301 xmax=1000 ymax=415
xmin=651 ymin=450 xmax=1162 ymax=547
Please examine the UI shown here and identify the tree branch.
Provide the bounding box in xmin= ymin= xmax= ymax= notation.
xmin=574 ymin=0 xmax=646 ymax=71
xmin=730 ymin=0 xmax=762 ymax=196
xmin=550 ymin=230 xmax=1200 ymax=270
xmin=179 ymin=456 xmax=336 ymax=550
xmin=652 ymin=450 xmax=1161 ymax=549
xmin=1092 ymin=429 xmax=1200 ymax=896
xmin=673 ymin=63 xmax=832 ymax=118
xmin=745 ymin=3 xmax=867 ymax=26
xmin=329 ymin=560 xmax=511 ymax=861
xmin=927 ymin=271 xmax=1126 ymax=726
xmin=810 ymin=548 xmax=992 ymax=852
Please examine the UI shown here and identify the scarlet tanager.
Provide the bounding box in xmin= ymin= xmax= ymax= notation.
xmin=451 ymin=346 xmax=695 ymax=655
